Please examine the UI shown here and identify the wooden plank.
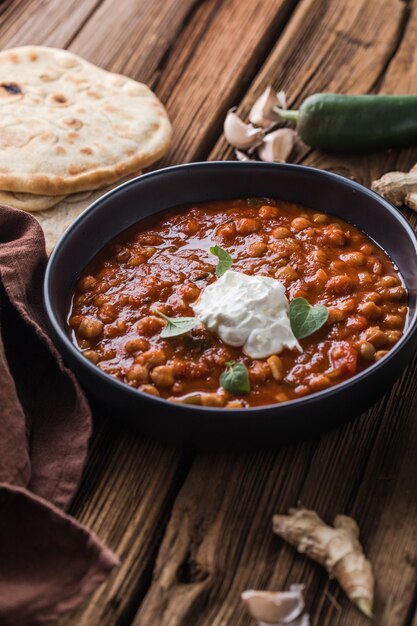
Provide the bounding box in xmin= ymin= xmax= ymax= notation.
xmin=47 ymin=0 xmax=303 ymax=623
xmin=0 ymin=0 xmax=104 ymax=48
xmin=156 ymin=0 xmax=300 ymax=165
xmin=57 ymin=420 xmax=191 ymax=626
xmin=67 ymin=0 xmax=201 ymax=82
xmin=133 ymin=1 xmax=417 ymax=625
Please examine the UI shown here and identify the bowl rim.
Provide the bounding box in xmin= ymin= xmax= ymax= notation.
xmin=44 ymin=160 xmax=417 ymax=417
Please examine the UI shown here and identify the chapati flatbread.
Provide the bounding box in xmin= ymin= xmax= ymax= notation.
xmin=35 ymin=172 xmax=142 ymax=254
xmin=0 ymin=46 xmax=171 ymax=195
xmin=0 ymin=190 xmax=66 ymax=211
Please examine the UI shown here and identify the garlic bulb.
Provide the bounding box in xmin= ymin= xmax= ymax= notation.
xmin=249 ymin=87 xmax=284 ymax=128
xmin=224 ymin=109 xmax=264 ymax=150
xmin=258 ymin=128 xmax=296 ymax=162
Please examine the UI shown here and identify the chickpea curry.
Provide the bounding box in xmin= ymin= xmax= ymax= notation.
xmin=69 ymin=198 xmax=407 ymax=408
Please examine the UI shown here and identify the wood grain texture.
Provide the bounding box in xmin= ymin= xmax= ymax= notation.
xmin=47 ymin=0 xmax=304 ymax=623
xmin=1 ymin=0 xmax=416 ymax=624
xmin=134 ymin=1 xmax=417 ymax=625
xmin=154 ymin=0 xmax=300 ymax=165
xmin=0 ymin=0 xmax=104 ymax=48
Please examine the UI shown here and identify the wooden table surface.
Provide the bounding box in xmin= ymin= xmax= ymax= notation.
xmin=2 ymin=0 xmax=417 ymax=624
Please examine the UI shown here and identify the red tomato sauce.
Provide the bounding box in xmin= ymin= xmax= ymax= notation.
xmin=68 ymin=199 xmax=407 ymax=408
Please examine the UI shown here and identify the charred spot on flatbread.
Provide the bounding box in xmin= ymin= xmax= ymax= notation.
xmin=0 ymin=82 xmax=23 ymax=99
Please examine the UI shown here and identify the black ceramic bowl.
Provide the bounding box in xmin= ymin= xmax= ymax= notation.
xmin=44 ymin=162 xmax=417 ymax=448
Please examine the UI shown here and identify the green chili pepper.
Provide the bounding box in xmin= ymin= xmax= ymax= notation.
xmin=276 ymin=93 xmax=417 ymax=152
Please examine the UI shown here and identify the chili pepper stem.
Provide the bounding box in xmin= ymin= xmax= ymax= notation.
xmin=274 ymin=107 xmax=299 ymax=124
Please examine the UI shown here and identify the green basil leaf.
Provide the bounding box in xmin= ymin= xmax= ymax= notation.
xmin=289 ymin=297 xmax=329 ymax=339
xmin=153 ymin=309 xmax=200 ymax=338
xmin=210 ymin=244 xmax=233 ymax=276
xmin=220 ymin=361 xmax=250 ymax=395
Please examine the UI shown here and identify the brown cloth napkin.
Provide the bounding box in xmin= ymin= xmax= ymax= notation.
xmin=0 ymin=205 xmax=119 ymax=625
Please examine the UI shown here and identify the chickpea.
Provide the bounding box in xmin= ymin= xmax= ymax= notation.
xmin=365 ymin=257 xmax=382 ymax=275
xmin=259 ymin=205 xmax=279 ymax=218
xmin=137 ymin=348 xmax=167 ymax=368
xmin=200 ymin=393 xmax=226 ymax=407
xmin=357 ymin=272 xmax=372 ymax=286
xmin=150 ymin=365 xmax=175 ymax=388
xmin=347 ymin=314 xmax=368 ymax=333
xmin=359 ymin=341 xmax=376 ymax=361
xmin=226 ymin=399 xmax=245 ymax=408
xmin=98 ymin=303 xmax=117 ymax=323
xmin=125 ymin=337 xmax=149 ymax=353
xmin=276 ymin=264 xmax=298 ymax=282
xmin=340 ymin=298 xmax=356 ymax=313
xmin=310 ymin=249 xmax=327 ymax=264
xmin=249 ymin=361 xmax=271 ymax=383
xmin=340 ymin=252 xmax=365 ymax=266
xmin=95 ymin=280 xmax=110 ymax=294
xmin=326 ymin=275 xmax=354 ymax=295
xmin=309 ymin=374 xmax=331 ymax=391
xmin=78 ymin=317 xmax=104 ymax=339
xmin=183 ymin=219 xmax=199 ymax=235
xmin=359 ymin=301 xmax=382 ymax=320
xmin=294 ymin=385 xmax=309 ymax=397
xmin=137 ymin=233 xmax=163 ymax=246
xmin=272 ymin=226 xmax=291 ymax=239
xmin=235 ymin=218 xmax=260 ymax=235
xmin=104 ymin=324 xmax=125 ymax=339
xmin=384 ymin=314 xmax=403 ymax=329
xmin=275 ymin=392 xmax=289 ymax=403
xmin=324 ymin=227 xmax=346 ymax=246
xmin=69 ymin=314 xmax=83 ymax=329
xmin=330 ymin=260 xmax=346 ymax=272
xmin=136 ymin=316 xmax=165 ymax=335
xmin=180 ymin=282 xmax=200 ymax=301
xmin=365 ymin=291 xmax=382 ymax=304
xmin=360 ymin=243 xmax=375 ymax=255
xmin=129 ymin=254 xmax=147 ymax=267
xmin=115 ymin=248 xmax=130 ymax=263
xmin=83 ymin=350 xmax=100 ymax=364
xmin=249 ymin=241 xmax=268 ymax=257
xmin=312 ymin=213 xmax=328 ymax=224
xmin=386 ymin=330 xmax=402 ymax=345
xmin=126 ymin=364 xmax=148 ymax=385
xmin=377 ymin=275 xmax=400 ymax=289
xmin=267 ymin=355 xmax=284 ymax=381
xmin=143 ymin=247 xmax=157 ymax=259
xmin=314 ymin=268 xmax=328 ymax=283
xmin=291 ymin=217 xmax=311 ymax=231
xmin=216 ymin=222 xmax=237 ymax=238
xmin=363 ymin=326 xmax=388 ymax=348
xmin=375 ymin=350 xmax=389 ymax=362
xmin=380 ymin=286 xmax=407 ymax=301
xmin=327 ymin=307 xmax=345 ymax=323
xmin=170 ymin=358 xmax=187 ymax=377
xmin=138 ymin=384 xmax=160 ymax=397
xmin=78 ymin=275 xmax=97 ymax=292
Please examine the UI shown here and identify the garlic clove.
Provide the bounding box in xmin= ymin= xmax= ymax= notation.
xmin=242 ymin=586 xmax=307 ymax=625
xmin=235 ymin=149 xmax=257 ymax=162
xmin=277 ymin=90 xmax=287 ymax=110
xmin=224 ymin=109 xmax=264 ymax=150
xmin=257 ymin=128 xmax=296 ymax=163
xmin=249 ymin=86 xmax=284 ymax=128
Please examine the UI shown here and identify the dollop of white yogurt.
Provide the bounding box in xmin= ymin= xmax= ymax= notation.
xmin=192 ymin=269 xmax=301 ymax=359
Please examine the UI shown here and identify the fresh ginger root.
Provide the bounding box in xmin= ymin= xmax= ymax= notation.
xmin=272 ymin=508 xmax=374 ymax=618
xmin=372 ymin=164 xmax=417 ymax=211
